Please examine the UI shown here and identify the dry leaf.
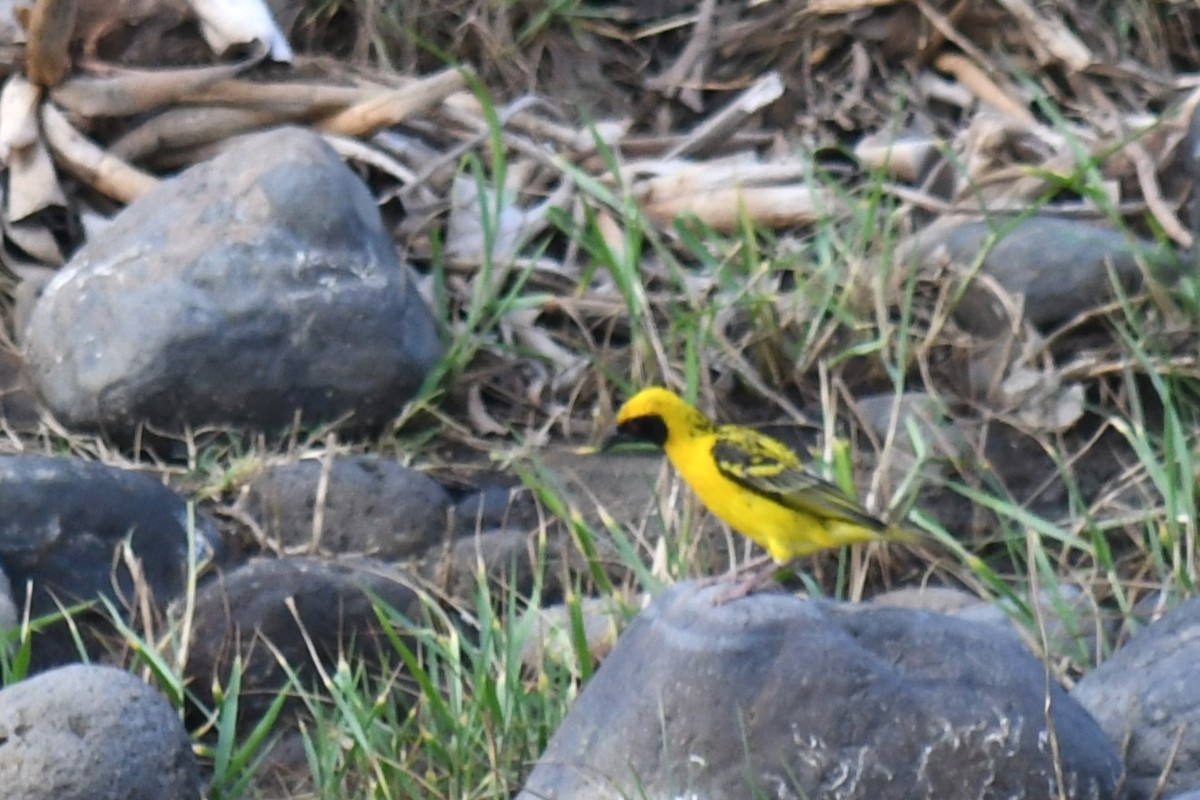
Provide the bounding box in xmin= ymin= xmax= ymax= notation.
xmin=0 ymin=0 xmax=25 ymax=46
xmin=507 ymin=307 xmax=587 ymax=391
xmin=0 ymin=74 xmax=42 ymax=162
xmin=466 ymin=382 xmax=507 ymax=436
xmin=7 ymin=131 xmax=64 ymax=221
xmin=1004 ymin=367 xmax=1086 ymax=433
xmin=992 ymin=0 xmax=1092 ymax=71
xmin=445 ymin=175 xmax=527 ymax=268
xmin=4 ymin=217 xmax=63 ymax=265
xmin=25 ymin=0 xmax=76 ymax=87
xmin=445 ymin=169 xmax=570 ymax=270
xmin=593 ymin=208 xmax=632 ymax=267
xmin=322 ymin=134 xmax=418 ymax=185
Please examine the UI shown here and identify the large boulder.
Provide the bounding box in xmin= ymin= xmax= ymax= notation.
xmin=0 ymin=664 xmax=199 ymax=800
xmin=0 ymin=454 xmax=221 ymax=669
xmin=911 ymin=216 xmax=1177 ymax=329
xmin=519 ymin=581 xmax=1122 ymax=800
xmin=185 ymin=556 xmax=422 ymax=727
xmin=24 ymin=126 xmax=442 ymax=436
xmin=243 ymin=455 xmax=451 ymax=559
xmin=1073 ymin=597 xmax=1200 ymax=799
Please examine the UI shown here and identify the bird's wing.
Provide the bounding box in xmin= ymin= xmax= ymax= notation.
xmin=711 ymin=433 xmax=888 ymax=532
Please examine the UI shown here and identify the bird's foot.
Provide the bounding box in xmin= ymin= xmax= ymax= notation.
xmin=708 ymin=560 xmax=783 ymax=605
xmin=692 ymin=553 xmax=775 ymax=595
xmin=693 ymin=573 xmax=727 ymax=589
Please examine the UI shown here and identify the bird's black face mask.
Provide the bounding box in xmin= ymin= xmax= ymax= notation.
xmin=601 ymin=414 xmax=669 ymax=450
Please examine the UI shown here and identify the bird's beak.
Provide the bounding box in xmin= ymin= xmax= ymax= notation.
xmin=599 ymin=430 xmax=626 ymax=452
xmin=571 ymin=429 xmax=630 ymax=456
xmin=599 ymin=427 xmax=654 ymax=453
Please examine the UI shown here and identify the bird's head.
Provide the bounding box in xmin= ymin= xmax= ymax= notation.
xmin=601 ymin=387 xmax=713 ymax=452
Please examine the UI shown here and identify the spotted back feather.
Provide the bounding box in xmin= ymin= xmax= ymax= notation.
xmin=711 ymin=429 xmax=888 ymax=533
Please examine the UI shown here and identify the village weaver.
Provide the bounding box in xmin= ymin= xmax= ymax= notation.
xmin=602 ymin=386 xmax=910 ymax=601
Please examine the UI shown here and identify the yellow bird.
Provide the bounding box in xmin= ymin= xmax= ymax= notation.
xmin=602 ymin=386 xmax=907 ymax=597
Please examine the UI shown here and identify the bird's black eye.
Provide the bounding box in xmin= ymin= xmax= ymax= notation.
xmin=618 ymin=414 xmax=668 ymax=447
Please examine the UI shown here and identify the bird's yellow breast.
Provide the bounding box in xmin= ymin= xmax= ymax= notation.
xmin=663 ymin=432 xmax=845 ymax=563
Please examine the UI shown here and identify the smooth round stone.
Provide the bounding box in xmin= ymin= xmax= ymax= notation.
xmin=520 ymin=581 xmax=1122 ymax=800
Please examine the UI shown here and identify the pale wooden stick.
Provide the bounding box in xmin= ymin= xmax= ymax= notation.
xmin=316 ymin=67 xmax=469 ymax=138
xmin=666 ymin=71 xmax=784 ymax=159
xmin=643 ymin=185 xmax=835 ymax=231
xmin=109 ymin=106 xmax=297 ymax=161
xmin=40 ymin=102 xmax=159 ymax=202
xmin=52 ymin=55 xmax=263 ymax=118
xmin=182 ymin=79 xmax=373 ymax=113
xmin=993 ymin=0 xmax=1092 ymax=70
xmin=933 ymin=53 xmax=1035 ymax=125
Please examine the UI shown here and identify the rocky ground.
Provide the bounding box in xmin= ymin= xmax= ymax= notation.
xmin=0 ymin=1 xmax=1199 ymax=799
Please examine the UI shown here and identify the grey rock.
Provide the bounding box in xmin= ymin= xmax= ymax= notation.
xmin=419 ymin=526 xmax=582 ymax=603
xmin=0 ymin=454 xmax=221 ymax=669
xmin=914 ymin=216 xmax=1177 ymax=329
xmin=1073 ymin=596 xmax=1200 ymax=799
xmin=0 ymin=664 xmax=199 ymax=800
xmin=871 ymin=585 xmax=984 ymax=615
xmin=0 ymin=345 xmax=39 ymax=431
xmin=244 ymin=455 xmax=451 ymax=559
xmin=420 ymin=526 xmax=530 ymax=596
xmin=520 ymin=581 xmax=1121 ymax=800
xmin=539 ymin=448 xmax=677 ymax=538
xmin=452 ymin=484 xmax=539 ymax=534
xmin=185 ymin=556 xmax=421 ymax=727
xmin=854 ymin=391 xmax=967 ymax=457
xmin=952 ymin=585 xmax=1112 ymax=665
xmin=9 ymin=264 xmax=54 ymax=344
xmin=250 ymin=730 xmax=314 ymax=799
xmin=875 ymin=585 xmax=1114 ymax=666
xmin=0 ymin=562 xmax=15 ymax=632
xmin=24 ymin=126 xmax=442 ymax=436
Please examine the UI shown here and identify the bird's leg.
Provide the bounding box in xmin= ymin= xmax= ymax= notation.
xmin=732 ymin=552 xmax=775 ymax=577
xmin=709 ymin=558 xmax=786 ymax=605
xmin=693 ymin=551 xmax=776 ymax=590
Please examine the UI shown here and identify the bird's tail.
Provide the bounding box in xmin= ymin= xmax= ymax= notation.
xmin=882 ymin=521 xmax=926 ymax=546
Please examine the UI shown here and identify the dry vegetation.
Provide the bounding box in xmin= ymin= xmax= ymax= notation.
xmin=1 ymin=0 xmax=1198 ymax=620
xmin=2 ymin=0 xmax=1200 ymax=794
